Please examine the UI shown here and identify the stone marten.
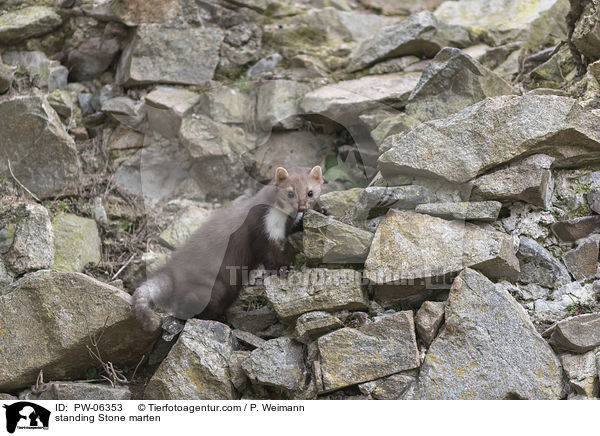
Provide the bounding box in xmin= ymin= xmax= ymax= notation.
xmin=133 ymin=165 xmax=324 ymax=331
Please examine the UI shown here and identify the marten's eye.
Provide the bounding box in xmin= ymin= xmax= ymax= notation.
xmin=308 ymin=190 xmax=313 ymax=197
xmin=288 ymin=191 xmax=294 ymax=198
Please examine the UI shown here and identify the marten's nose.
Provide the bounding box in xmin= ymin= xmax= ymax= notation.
xmin=298 ymin=204 xmax=307 ymax=212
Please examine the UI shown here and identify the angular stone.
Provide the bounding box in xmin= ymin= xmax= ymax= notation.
xmin=101 ymin=97 xmax=145 ymax=130
xmin=528 ymin=282 xmax=596 ymax=325
xmin=159 ymin=205 xmax=212 ymax=249
xmin=353 ymin=186 xmax=436 ymax=221
xmin=264 ymin=268 xmax=368 ymax=322
xmin=358 ymin=372 xmax=417 ymax=400
xmin=0 ymin=94 xmax=80 ymax=198
xmin=415 ymin=201 xmax=501 ymax=222
xmin=232 ymin=329 xmax=266 ymax=350
xmin=51 ymin=213 xmax=101 ymax=273
xmin=572 ymin=0 xmax=600 ymax=59
xmin=144 ymin=320 xmax=236 ymax=400
xmin=145 ymin=86 xmax=201 ymax=138
xmin=303 ymin=210 xmax=373 ymax=263
xmin=560 ymin=350 xmax=599 ymax=398
xmin=370 ymin=113 xmax=420 ymax=147
xmin=406 ymin=47 xmax=515 ymax=122
xmin=415 ymin=301 xmax=445 ymax=347
xmin=551 ymin=216 xmax=600 ymax=242
xmin=517 ymin=237 xmax=571 ymax=288
xmin=301 ymin=72 xmax=421 ymax=122
xmin=0 ymin=203 xmax=54 ymax=276
xmin=379 ymin=95 xmax=600 ymax=184
xmin=117 ymin=24 xmax=223 ymax=86
xmin=563 ymin=235 xmax=599 ymax=281
xmin=587 ymin=190 xmax=600 ymax=214
xmin=294 ymin=311 xmax=344 ymax=344
xmin=66 ymin=36 xmax=121 ymax=82
xmin=25 ymin=383 xmax=131 ymax=400
xmin=317 ymin=311 xmax=420 ymax=392
xmin=201 ymin=84 xmax=251 ymax=124
xmin=256 ymin=80 xmax=310 ymax=130
xmin=364 ymin=210 xmax=520 ymax=287
xmin=228 ymin=350 xmax=250 ymax=392
xmin=419 ymin=269 xmax=565 ymax=399
xmin=434 ymin=0 xmax=569 ymax=47
xmin=0 ymin=6 xmax=62 ymax=44
xmin=241 ymin=337 xmax=307 ymax=393
xmin=471 ymin=154 xmax=555 ymax=209
xmin=549 ymin=313 xmax=600 ymax=353
xmin=346 ymin=11 xmax=470 ymax=72
xmin=318 ymin=188 xmax=363 ymax=217
xmin=0 ymin=271 xmax=159 ymax=391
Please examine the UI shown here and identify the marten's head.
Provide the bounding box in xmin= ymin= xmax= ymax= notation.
xmin=273 ymin=165 xmax=323 ymax=216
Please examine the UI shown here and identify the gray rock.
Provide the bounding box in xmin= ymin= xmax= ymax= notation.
xmin=364 ymin=210 xmax=520 ymax=297
xmin=232 ymin=329 xmax=266 ymax=350
xmin=264 ymin=268 xmax=368 ymax=323
xmin=317 ymin=311 xmax=420 ymax=392
xmin=229 ymin=306 xmax=279 ymax=336
xmin=0 ymin=203 xmax=54 ymax=276
xmin=0 ymin=94 xmax=80 ymax=198
xmin=379 ymin=95 xmax=600 ymax=184
xmin=0 ymin=270 xmax=159 ymax=391
xmin=560 ymin=350 xmax=599 ymax=398
xmin=24 ymin=383 xmax=131 ymax=400
xmin=144 ymin=320 xmax=236 ymax=400
xmin=0 ymin=63 xmax=14 ymax=94
xmin=587 ymin=190 xmax=600 ymax=214
xmin=0 ymin=6 xmax=62 ymax=44
xmin=346 ymin=11 xmax=470 ymax=72
xmin=145 ymin=86 xmax=201 ymax=138
xmin=247 ymin=53 xmax=282 ymax=77
xmin=229 ymin=350 xmax=251 ymax=392
xmin=434 ymin=0 xmax=569 ymax=47
xmin=419 ymin=269 xmax=565 ymax=399
xmin=563 ymin=235 xmax=599 ymax=281
xmin=101 ymin=97 xmax=146 ymax=130
xmin=51 ymin=213 xmax=101 ymax=273
xmin=549 ymin=313 xmax=600 ymax=353
xmin=301 ymin=72 xmax=421 ymax=123
xmin=406 ymin=47 xmax=515 ymax=122
xmin=551 ymin=216 xmax=600 ymax=242
xmin=2 ymin=51 xmax=67 ymax=91
xmin=353 ymin=186 xmax=436 ymax=222
xmin=517 ymin=237 xmax=571 ymax=288
xmin=302 ymin=210 xmax=374 ymax=263
xmin=572 ymin=0 xmax=600 ymax=59
xmin=370 ymin=113 xmax=420 ymax=148
xmin=201 ymin=84 xmax=252 ymax=124
xmin=470 ymin=154 xmax=555 ymax=209
xmin=415 ymin=201 xmax=502 ymax=222
xmin=358 ymin=371 xmax=418 ymax=400
xmin=359 ymin=0 xmax=445 ymax=15
xmin=415 ymin=301 xmax=445 ymax=347
xmin=294 ymin=311 xmax=344 ymax=344
xmin=241 ymin=337 xmax=307 ymax=393
xmin=117 ymin=24 xmax=223 ymax=86
xmin=158 ymin=205 xmax=213 ymax=249
xmin=318 ymin=188 xmax=363 ymax=217
xmin=255 ymin=80 xmax=310 ymax=131
xmin=528 ymin=282 xmax=596 ymax=325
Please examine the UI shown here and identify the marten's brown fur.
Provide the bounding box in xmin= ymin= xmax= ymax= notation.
xmin=133 ymin=165 xmax=324 ymax=331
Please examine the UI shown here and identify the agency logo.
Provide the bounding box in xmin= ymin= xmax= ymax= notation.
xmin=2 ymin=402 xmax=50 ymax=434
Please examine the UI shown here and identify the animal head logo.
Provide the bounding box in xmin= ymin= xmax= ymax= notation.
xmin=2 ymin=402 xmax=51 ymax=434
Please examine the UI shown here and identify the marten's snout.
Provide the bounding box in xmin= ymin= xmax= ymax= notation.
xmin=298 ymin=204 xmax=307 ymax=212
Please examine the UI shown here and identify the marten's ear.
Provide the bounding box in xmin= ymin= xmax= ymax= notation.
xmin=275 ymin=167 xmax=289 ymax=185
xmin=310 ymin=165 xmax=323 ymax=184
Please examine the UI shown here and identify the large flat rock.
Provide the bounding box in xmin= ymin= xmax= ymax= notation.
xmin=0 ymin=271 xmax=159 ymax=392
xmin=0 ymin=6 xmax=62 ymax=44
xmin=418 ymin=269 xmax=565 ymax=399
xmin=379 ymin=94 xmax=600 ymax=184
xmin=364 ymin=210 xmax=520 ymax=287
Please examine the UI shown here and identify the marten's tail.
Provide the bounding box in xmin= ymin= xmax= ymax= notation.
xmin=133 ymin=274 xmax=171 ymax=331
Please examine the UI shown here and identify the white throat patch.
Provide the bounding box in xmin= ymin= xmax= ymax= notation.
xmin=264 ymin=207 xmax=288 ymax=244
